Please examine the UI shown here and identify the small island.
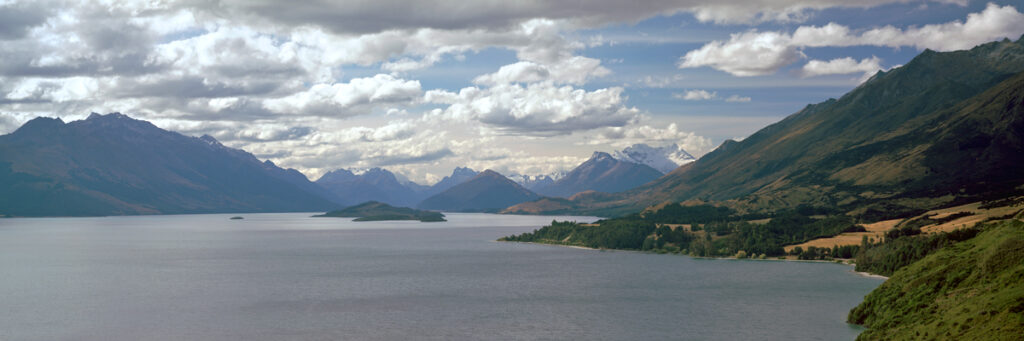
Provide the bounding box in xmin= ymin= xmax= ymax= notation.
xmin=313 ymin=201 xmax=446 ymax=222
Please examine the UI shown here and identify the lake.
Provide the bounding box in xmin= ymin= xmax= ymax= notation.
xmin=0 ymin=213 xmax=884 ymax=340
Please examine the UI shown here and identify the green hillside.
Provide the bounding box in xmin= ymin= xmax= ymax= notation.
xmin=849 ymin=220 xmax=1024 ymax=340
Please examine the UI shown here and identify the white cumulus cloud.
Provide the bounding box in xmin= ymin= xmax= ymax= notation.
xmin=680 ymin=3 xmax=1024 ymax=77
xmin=800 ymin=56 xmax=882 ymax=78
xmin=262 ymin=74 xmax=422 ymax=117
xmin=678 ymin=31 xmax=804 ymax=77
xmin=675 ymin=89 xmax=718 ymax=101
xmin=427 ymin=82 xmax=639 ymax=135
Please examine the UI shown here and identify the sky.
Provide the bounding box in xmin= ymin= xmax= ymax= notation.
xmin=1 ymin=0 xmax=1023 ymax=185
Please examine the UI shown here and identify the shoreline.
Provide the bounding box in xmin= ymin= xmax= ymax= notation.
xmin=853 ymin=271 xmax=889 ymax=279
xmin=502 ymin=240 xmax=891 ymax=279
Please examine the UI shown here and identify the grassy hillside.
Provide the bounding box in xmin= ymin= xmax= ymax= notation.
xmin=849 ymin=220 xmax=1024 ymax=340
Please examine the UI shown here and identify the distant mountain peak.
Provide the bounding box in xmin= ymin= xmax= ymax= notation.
xmin=612 ymin=143 xmax=696 ymax=174
xmin=75 ymin=112 xmax=161 ymax=134
xmin=199 ymin=134 xmax=221 ymax=145
xmin=534 ymin=149 xmax=665 ymax=198
xmin=13 ymin=116 xmax=64 ymax=135
xmin=478 ymin=169 xmax=504 ymax=178
xmin=418 ymin=168 xmax=538 ymax=212
xmin=590 ymin=151 xmax=614 ymax=160
xmin=451 ymin=166 xmax=477 ymax=177
xmin=86 ymin=112 xmax=129 ymax=120
xmin=316 ymin=168 xmax=357 ymax=184
xmin=363 ymin=167 xmax=399 ymax=182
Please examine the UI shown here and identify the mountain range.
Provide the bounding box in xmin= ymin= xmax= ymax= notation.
xmin=3 ymin=38 xmax=1022 ymax=219
xmin=0 ymin=111 xmax=675 ymax=216
xmin=507 ymin=36 xmax=1024 ymax=217
xmin=0 ymin=113 xmax=339 ymax=216
xmin=315 ymin=166 xmax=484 ymax=208
xmin=316 ymin=167 xmax=421 ymax=207
xmin=311 ymin=145 xmax=691 ymax=210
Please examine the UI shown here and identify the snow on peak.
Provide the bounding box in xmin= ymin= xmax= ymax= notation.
xmin=612 ymin=143 xmax=696 ymax=174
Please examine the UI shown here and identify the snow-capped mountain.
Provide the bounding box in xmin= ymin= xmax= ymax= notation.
xmin=508 ymin=173 xmax=556 ymax=192
xmin=612 ymin=143 xmax=696 ymax=174
xmin=508 ymin=171 xmax=567 ymax=192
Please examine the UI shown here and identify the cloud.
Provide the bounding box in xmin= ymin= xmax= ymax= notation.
xmin=675 ymin=89 xmax=717 ymax=101
xmin=790 ymin=3 xmax=1024 ymax=51
xmin=587 ymin=123 xmax=714 ymax=157
xmin=473 ymin=56 xmax=609 ymax=85
xmin=323 ymin=120 xmax=419 ymax=143
xmin=427 ymin=82 xmax=639 ymax=135
xmin=5 ymin=77 xmax=99 ymax=102
xmin=316 ymin=130 xmax=455 ymax=168
xmin=0 ymin=113 xmax=20 ymax=134
xmin=464 ymin=153 xmax=585 ymax=180
xmin=192 ymin=0 xmax=958 ymax=34
xmin=638 ymin=74 xmax=685 ymax=88
xmin=262 ymin=74 xmax=422 ymax=116
xmin=472 ymin=61 xmax=550 ymax=85
xmin=678 ymin=31 xmax=804 ymax=77
xmin=724 ymin=95 xmax=751 ymax=103
xmin=0 ymin=2 xmax=49 ymax=40
xmin=799 ymin=56 xmax=890 ymax=83
xmin=671 ymin=89 xmax=750 ymax=103
xmin=680 ymin=3 xmax=1024 ymax=76
xmin=0 ymin=0 xmax=995 ymax=184
xmin=800 ymin=56 xmax=882 ymax=78
xmin=233 ymin=125 xmax=314 ymax=142
xmin=363 ymin=147 xmax=454 ymax=167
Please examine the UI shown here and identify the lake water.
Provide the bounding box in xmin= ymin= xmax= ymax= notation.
xmin=0 ymin=213 xmax=884 ymax=340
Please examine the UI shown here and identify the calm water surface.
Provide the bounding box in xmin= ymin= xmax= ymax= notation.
xmin=0 ymin=213 xmax=884 ymax=340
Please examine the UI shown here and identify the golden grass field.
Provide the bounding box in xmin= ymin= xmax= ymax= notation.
xmin=784 ymin=198 xmax=1023 ymax=253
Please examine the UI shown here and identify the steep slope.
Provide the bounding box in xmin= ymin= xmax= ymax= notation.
xmin=418 ymin=170 xmax=539 ymax=212
xmin=613 ymin=143 xmax=695 ymax=174
xmin=537 ymin=152 xmax=663 ymax=198
xmin=510 ymin=37 xmax=1024 ymax=216
xmin=848 ymin=220 xmax=1024 ymax=340
xmin=0 ymin=113 xmax=339 ymax=216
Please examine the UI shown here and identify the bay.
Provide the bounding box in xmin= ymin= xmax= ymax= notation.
xmin=0 ymin=213 xmax=883 ymax=340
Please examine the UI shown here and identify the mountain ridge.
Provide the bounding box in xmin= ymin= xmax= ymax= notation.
xmin=418 ymin=169 xmax=540 ymax=212
xmin=0 ymin=113 xmax=340 ymax=216
xmin=534 ymin=151 xmax=664 ymax=198
xmin=507 ymin=37 xmax=1024 ymax=217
